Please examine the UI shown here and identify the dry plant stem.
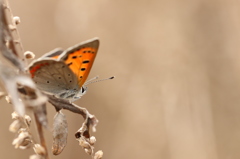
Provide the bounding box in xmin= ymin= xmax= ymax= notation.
xmin=34 ymin=112 xmax=49 ymax=159
xmin=47 ymin=95 xmax=98 ymax=138
xmin=0 ymin=3 xmax=24 ymax=71
xmin=48 ymin=95 xmax=87 ymax=117
xmin=3 ymin=0 xmax=24 ymax=56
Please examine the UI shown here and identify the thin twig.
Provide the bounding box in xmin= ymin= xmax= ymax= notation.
xmin=3 ymin=0 xmax=24 ymax=56
xmin=0 ymin=3 xmax=25 ymax=71
xmin=47 ymin=94 xmax=98 ymax=138
xmin=34 ymin=111 xmax=49 ymax=159
xmin=48 ymin=95 xmax=87 ymax=117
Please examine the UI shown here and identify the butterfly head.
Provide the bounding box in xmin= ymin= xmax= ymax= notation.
xmin=71 ymin=86 xmax=88 ymax=101
xmin=64 ymin=75 xmax=114 ymax=102
xmin=54 ymin=85 xmax=87 ymax=102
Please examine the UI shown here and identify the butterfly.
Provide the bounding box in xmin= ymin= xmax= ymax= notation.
xmin=28 ymin=38 xmax=99 ymax=102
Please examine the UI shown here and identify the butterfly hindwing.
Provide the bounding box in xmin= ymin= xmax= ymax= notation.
xmin=59 ymin=37 xmax=99 ymax=87
xmin=29 ymin=59 xmax=79 ymax=96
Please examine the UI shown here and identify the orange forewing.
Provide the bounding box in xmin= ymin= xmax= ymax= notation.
xmin=63 ymin=47 xmax=97 ymax=87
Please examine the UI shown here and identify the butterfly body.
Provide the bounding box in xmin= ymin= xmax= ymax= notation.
xmin=28 ymin=38 xmax=99 ymax=102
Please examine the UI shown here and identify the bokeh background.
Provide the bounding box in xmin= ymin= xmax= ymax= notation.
xmin=1 ymin=0 xmax=240 ymax=159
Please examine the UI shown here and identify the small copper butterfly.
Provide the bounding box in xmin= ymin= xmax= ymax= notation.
xmin=28 ymin=38 xmax=99 ymax=102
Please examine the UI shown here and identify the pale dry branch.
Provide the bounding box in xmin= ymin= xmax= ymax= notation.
xmin=0 ymin=1 xmax=24 ymax=71
xmin=47 ymin=94 xmax=99 ymax=138
xmin=3 ymin=0 xmax=24 ymax=56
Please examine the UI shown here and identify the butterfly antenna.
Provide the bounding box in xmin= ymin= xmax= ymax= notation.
xmin=84 ymin=76 xmax=115 ymax=86
xmin=84 ymin=76 xmax=99 ymax=85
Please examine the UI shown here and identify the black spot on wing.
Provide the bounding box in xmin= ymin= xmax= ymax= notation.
xmin=72 ymin=56 xmax=77 ymax=59
xmin=67 ymin=62 xmax=73 ymax=66
xmin=82 ymin=60 xmax=90 ymax=64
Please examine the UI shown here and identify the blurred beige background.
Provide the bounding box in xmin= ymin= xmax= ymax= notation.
xmin=1 ymin=0 xmax=240 ymax=159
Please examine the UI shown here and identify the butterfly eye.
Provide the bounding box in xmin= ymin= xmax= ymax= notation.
xmin=81 ymin=86 xmax=87 ymax=94
xmin=81 ymin=87 xmax=85 ymax=93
